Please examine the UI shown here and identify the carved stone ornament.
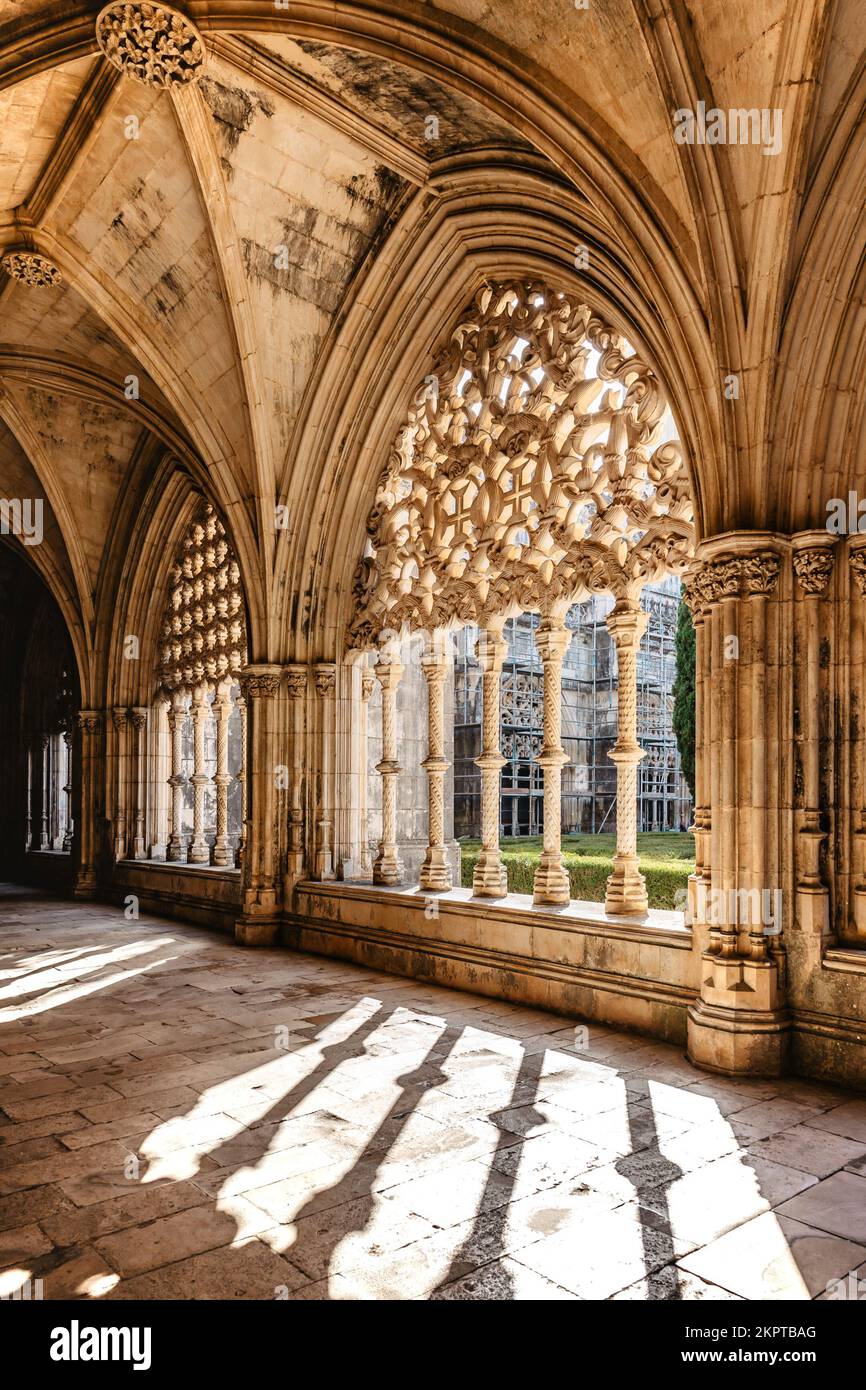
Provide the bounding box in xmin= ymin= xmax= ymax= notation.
xmin=238 ymin=672 xmax=280 ymax=700
xmin=1 ymin=249 xmax=61 ymax=288
xmin=690 ymin=551 xmax=781 ymax=606
xmin=850 ymin=547 xmax=866 ymax=596
xmin=77 ymin=711 xmax=102 ymax=735
xmin=793 ymin=548 xmax=834 ymax=595
xmin=285 ymin=668 xmax=307 ymax=699
xmin=157 ymin=500 xmax=247 ymax=695
xmin=349 ymin=279 xmax=694 ymax=648
xmin=314 ymin=666 xmax=336 ymax=697
xmin=95 ymin=3 xmax=206 ymax=88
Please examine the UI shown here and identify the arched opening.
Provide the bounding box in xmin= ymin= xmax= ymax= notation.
xmin=0 ymin=545 xmax=80 ymax=887
xmin=350 ymin=277 xmax=695 ymax=914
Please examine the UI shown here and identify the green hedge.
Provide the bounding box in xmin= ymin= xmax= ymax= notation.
xmin=460 ymin=849 xmax=691 ymax=910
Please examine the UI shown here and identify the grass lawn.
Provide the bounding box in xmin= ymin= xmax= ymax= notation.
xmin=459 ymin=831 xmax=694 ymax=910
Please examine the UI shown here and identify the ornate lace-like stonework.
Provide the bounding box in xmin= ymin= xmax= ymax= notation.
xmin=96 ymin=3 xmax=206 ymax=88
xmin=350 ymin=279 xmax=694 ymax=646
xmin=1 ymin=250 xmax=61 ymax=288
xmin=158 ymin=502 xmax=246 ymax=694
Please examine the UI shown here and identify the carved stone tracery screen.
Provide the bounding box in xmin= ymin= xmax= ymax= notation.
xmin=351 ymin=278 xmax=695 ymax=646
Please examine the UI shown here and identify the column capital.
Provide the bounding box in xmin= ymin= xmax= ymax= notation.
xmin=314 ymin=663 xmax=336 ymax=697
xmin=534 ymin=621 xmax=572 ymax=664
xmin=606 ymin=599 xmax=649 ymax=649
xmin=76 ymin=710 xmax=102 ymax=735
xmin=373 ymin=658 xmax=403 ymax=689
xmin=284 ymin=664 xmax=307 ymax=699
xmin=238 ymin=664 xmax=282 ymax=699
xmin=474 ymin=630 xmax=508 ymax=674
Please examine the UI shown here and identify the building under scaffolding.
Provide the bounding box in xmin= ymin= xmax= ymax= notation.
xmin=453 ymin=575 xmax=691 ymax=838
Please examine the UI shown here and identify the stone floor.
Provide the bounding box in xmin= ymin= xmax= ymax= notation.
xmin=1 ymin=886 xmax=866 ymax=1301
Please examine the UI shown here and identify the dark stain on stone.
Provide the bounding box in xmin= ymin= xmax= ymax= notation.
xmin=198 ymin=75 xmax=275 ymax=159
xmin=293 ymin=39 xmax=533 ymax=156
xmin=149 ymin=265 xmax=187 ymax=319
xmin=820 ymin=637 xmax=831 ymax=670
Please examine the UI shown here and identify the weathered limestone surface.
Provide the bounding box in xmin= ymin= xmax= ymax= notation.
xmin=0 ymin=2 xmax=863 ymax=1092
xmin=0 ymin=888 xmax=865 ymax=1301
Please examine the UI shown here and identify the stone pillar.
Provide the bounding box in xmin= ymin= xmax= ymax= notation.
xmin=373 ymin=647 xmax=404 ymax=885
xmin=212 ymin=680 xmax=234 ymax=867
xmin=533 ymin=620 xmax=572 ymax=906
xmin=235 ymin=665 xmax=282 ymax=945
xmin=359 ymin=666 xmax=375 ymax=876
xmin=687 ymin=537 xmax=790 ymax=1077
xmin=284 ymin=666 xmax=307 ymax=893
xmin=792 ymin=536 xmax=835 ymax=944
xmin=73 ymin=710 xmax=101 ymax=897
xmin=473 ymin=621 xmax=508 ymax=898
xmin=848 ymin=543 xmax=866 ymax=942
xmin=683 ymin=576 xmax=709 ymax=934
xmin=61 ymin=729 xmax=73 ymax=853
xmin=39 ymin=733 xmax=49 ymax=849
xmin=166 ymin=691 xmax=188 ymax=863
xmin=314 ymin=665 xmax=336 ymax=881
xmin=605 ymin=599 xmax=649 ymax=915
xmin=235 ymin=692 xmax=247 ymax=866
xmin=130 ymin=710 xmax=147 ymax=860
xmin=420 ymin=630 xmax=452 ymax=892
xmin=112 ymin=708 xmax=128 ymax=861
xmin=188 ymin=685 xmax=211 ymax=864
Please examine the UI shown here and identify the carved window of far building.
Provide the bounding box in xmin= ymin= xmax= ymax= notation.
xmin=146 ymin=501 xmax=248 ymax=869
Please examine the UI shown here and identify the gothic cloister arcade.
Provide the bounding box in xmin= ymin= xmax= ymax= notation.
xmin=0 ymin=0 xmax=864 ymax=1309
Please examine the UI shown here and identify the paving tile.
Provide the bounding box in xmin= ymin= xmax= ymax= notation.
xmin=2 ymin=892 xmax=866 ymax=1302
xmin=747 ymin=1124 xmax=866 ymax=1178
xmin=677 ymin=1212 xmax=866 ymax=1300
xmin=804 ymin=1101 xmax=866 ymax=1144
xmin=776 ymin=1171 xmax=866 ymax=1242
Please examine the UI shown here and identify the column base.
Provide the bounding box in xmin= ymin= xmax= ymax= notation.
xmin=687 ymin=951 xmax=790 ymax=1077
xmin=234 ymin=918 xmax=279 ymax=947
xmin=73 ymin=870 xmax=97 ymax=899
xmin=419 ymin=847 xmax=453 ymax=892
xmin=605 ymin=856 xmax=648 ymax=915
xmin=687 ymin=999 xmax=791 ymax=1078
xmin=166 ymin=843 xmax=187 ymax=863
xmin=533 ymin=853 xmax=570 ymax=906
xmin=472 ymin=852 xmax=508 ymax=898
xmin=373 ymin=851 xmax=404 ymax=887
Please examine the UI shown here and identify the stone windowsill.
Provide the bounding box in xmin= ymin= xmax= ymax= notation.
xmin=297 ymin=878 xmax=692 ymax=947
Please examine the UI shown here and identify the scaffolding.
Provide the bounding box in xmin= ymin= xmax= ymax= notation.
xmin=453 ymin=574 xmax=692 ymax=838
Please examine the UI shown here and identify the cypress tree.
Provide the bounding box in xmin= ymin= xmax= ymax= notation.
xmin=672 ymin=597 xmax=696 ymax=802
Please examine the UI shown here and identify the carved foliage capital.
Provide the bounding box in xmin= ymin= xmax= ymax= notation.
xmin=238 ymin=671 xmax=280 ymax=700
xmin=693 ymin=551 xmax=781 ymax=603
xmin=77 ymin=711 xmax=102 ymax=735
xmin=794 ymin=548 xmax=834 ymax=595
xmin=314 ymin=665 xmax=336 ymax=698
xmin=284 ymin=667 xmax=307 ymax=699
xmin=850 ymin=548 xmax=866 ymax=596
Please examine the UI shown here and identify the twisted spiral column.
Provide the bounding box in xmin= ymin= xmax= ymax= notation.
xmin=605 ymin=599 xmax=649 ymax=915
xmin=188 ymin=685 xmax=211 ymax=864
xmin=472 ymin=623 xmax=508 ymax=898
xmin=166 ymin=691 xmax=189 ymax=862
xmin=212 ymin=680 xmax=234 ymax=866
xmin=533 ymin=621 xmax=572 ymax=905
xmin=373 ymin=651 xmax=404 ymax=885
xmin=420 ymin=630 xmax=452 ymax=892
